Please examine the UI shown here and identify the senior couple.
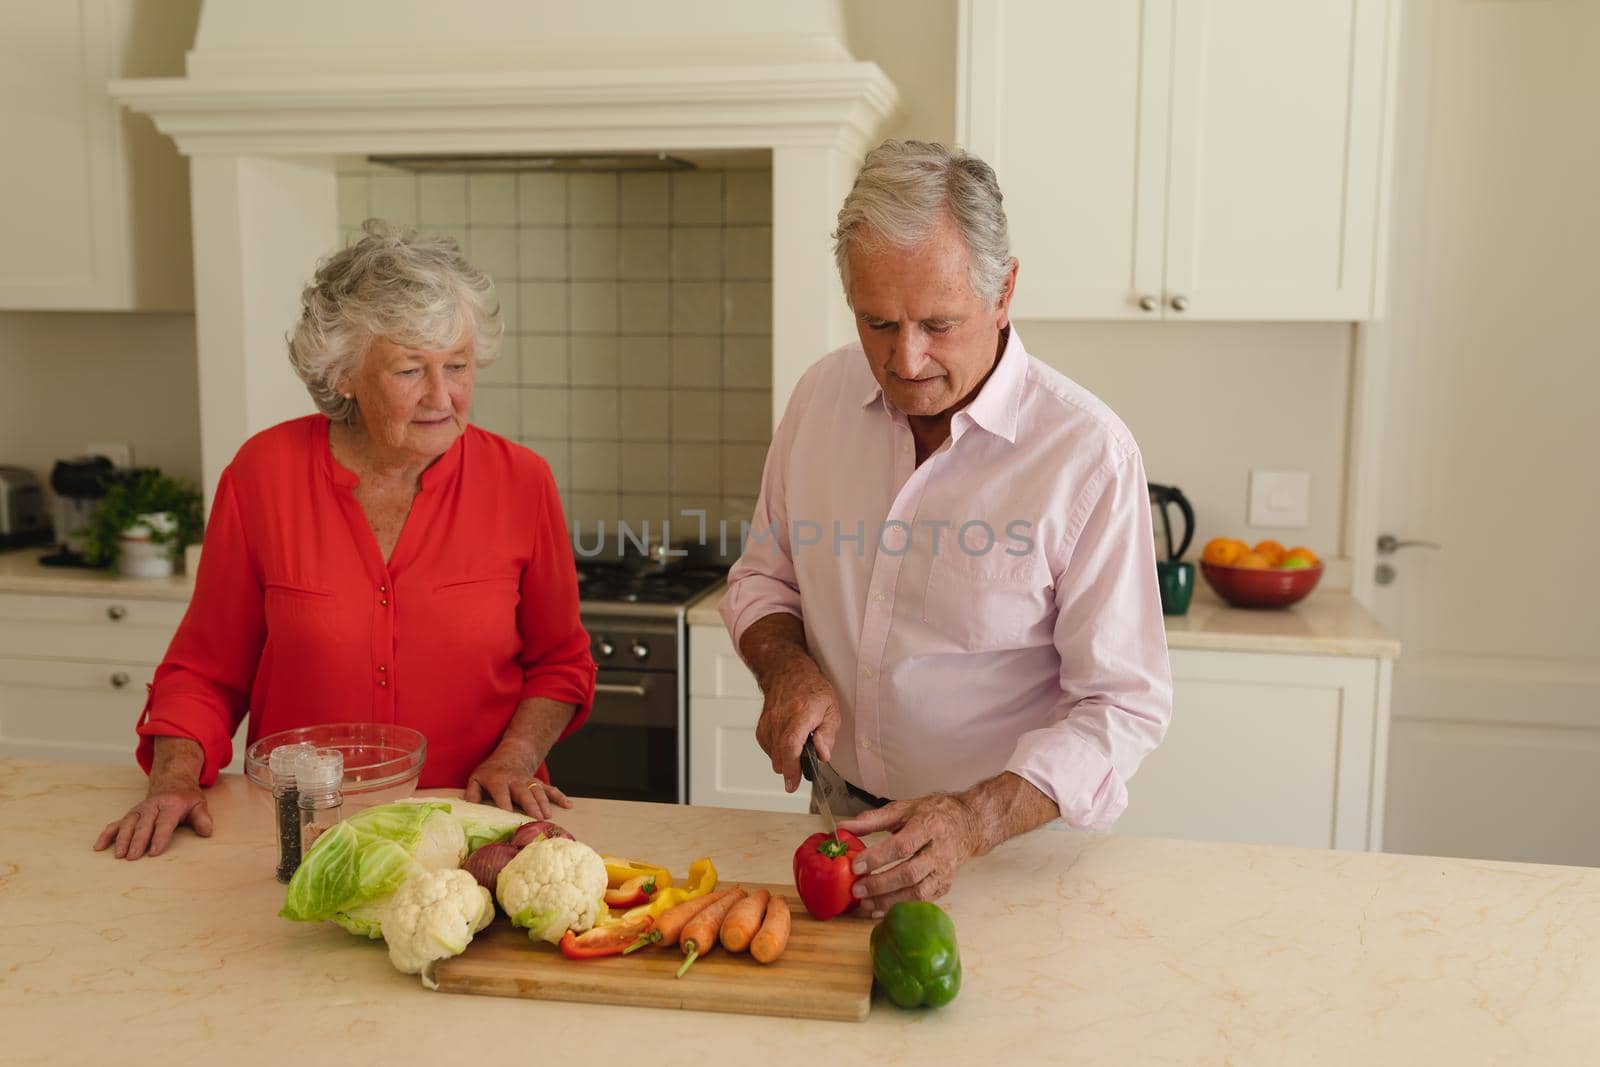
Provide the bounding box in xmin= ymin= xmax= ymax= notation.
xmin=97 ymin=142 xmax=1172 ymax=916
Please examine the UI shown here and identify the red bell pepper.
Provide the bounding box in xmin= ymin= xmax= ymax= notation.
xmin=793 ymin=830 xmax=866 ymax=921
xmin=602 ymin=874 xmax=656 ymax=909
xmin=559 ymin=916 xmax=654 ymax=960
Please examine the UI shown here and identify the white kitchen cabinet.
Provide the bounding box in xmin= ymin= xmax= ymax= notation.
xmin=687 ymin=624 xmax=809 ymax=813
xmin=688 ymin=620 xmax=1394 ymax=846
xmin=1115 ymin=648 xmax=1391 ymax=851
xmin=0 ymin=590 xmax=247 ymax=770
xmin=958 ymin=0 xmax=1395 ymax=320
xmin=0 ymin=0 xmax=195 ymax=310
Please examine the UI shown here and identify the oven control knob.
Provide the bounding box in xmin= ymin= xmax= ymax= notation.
xmin=596 ymin=637 xmax=615 ymax=658
xmin=630 ymin=641 xmax=650 ymax=661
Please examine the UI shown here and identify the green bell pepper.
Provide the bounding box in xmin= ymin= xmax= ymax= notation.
xmin=870 ymin=901 xmax=962 ymax=1009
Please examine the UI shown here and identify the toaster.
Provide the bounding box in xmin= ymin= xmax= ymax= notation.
xmin=0 ymin=466 xmax=51 ymax=547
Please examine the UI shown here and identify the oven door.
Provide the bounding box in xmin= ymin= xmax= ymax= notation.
xmin=542 ymin=668 xmax=680 ymax=804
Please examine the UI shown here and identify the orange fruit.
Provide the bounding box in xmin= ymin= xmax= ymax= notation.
xmin=1252 ymin=540 xmax=1286 ymax=566
xmin=1201 ymin=537 xmax=1248 ymax=566
xmin=1283 ymin=546 xmax=1320 ymax=568
xmin=1233 ymin=552 xmax=1272 ymax=570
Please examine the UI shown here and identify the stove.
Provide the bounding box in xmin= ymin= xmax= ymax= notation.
xmin=542 ymin=557 xmax=728 ymax=805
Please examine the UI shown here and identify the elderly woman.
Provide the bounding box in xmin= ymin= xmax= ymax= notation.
xmin=94 ymin=220 xmax=595 ymax=860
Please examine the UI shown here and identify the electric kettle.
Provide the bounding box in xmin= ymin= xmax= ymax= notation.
xmin=1147 ymin=483 xmax=1194 ymax=562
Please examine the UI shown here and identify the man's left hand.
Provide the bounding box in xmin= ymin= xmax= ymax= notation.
xmin=836 ymin=794 xmax=984 ymax=917
xmin=465 ymin=744 xmax=573 ymax=818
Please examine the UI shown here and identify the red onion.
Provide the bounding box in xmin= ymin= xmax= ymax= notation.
xmin=462 ymin=842 xmax=521 ymax=891
xmin=510 ymin=820 xmax=575 ymax=850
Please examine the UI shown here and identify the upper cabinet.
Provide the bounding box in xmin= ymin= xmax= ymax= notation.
xmin=0 ymin=0 xmax=196 ymax=311
xmin=958 ymin=0 xmax=1396 ymax=321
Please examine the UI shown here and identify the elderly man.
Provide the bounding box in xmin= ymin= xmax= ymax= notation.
xmin=718 ymin=140 xmax=1172 ymax=917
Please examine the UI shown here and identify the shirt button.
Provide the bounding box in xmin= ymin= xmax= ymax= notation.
xmin=862 ymin=738 xmax=872 ymax=751
xmin=379 ymin=585 xmax=388 ymax=593
xmin=380 ymin=598 xmax=389 ymax=606
xmin=379 ymin=679 xmax=388 ymax=688
xmin=378 ymin=665 xmax=387 ymax=673
xmin=862 ymin=667 xmax=874 ymax=679
xmin=873 ymin=593 xmax=885 ymax=603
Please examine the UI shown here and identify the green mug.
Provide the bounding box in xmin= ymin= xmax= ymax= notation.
xmin=1156 ymin=560 xmax=1195 ymax=616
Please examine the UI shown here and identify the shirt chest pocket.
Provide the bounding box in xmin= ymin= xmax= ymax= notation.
xmin=921 ymin=556 xmax=1050 ymax=652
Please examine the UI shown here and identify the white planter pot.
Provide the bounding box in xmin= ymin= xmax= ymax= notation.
xmin=119 ymin=538 xmax=174 ymax=579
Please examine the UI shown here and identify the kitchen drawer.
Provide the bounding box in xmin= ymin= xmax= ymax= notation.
xmin=688 ymin=694 xmax=809 ymax=814
xmin=0 ymin=592 xmax=186 ymax=665
xmin=0 ymin=656 xmax=249 ymax=771
xmin=0 ymin=655 xmax=152 ymax=764
xmin=687 ymin=624 xmax=762 ymax=700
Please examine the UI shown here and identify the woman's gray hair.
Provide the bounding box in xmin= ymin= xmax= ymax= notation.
xmin=833 ymin=140 xmax=1013 ymax=307
xmin=289 ymin=219 xmax=504 ymax=425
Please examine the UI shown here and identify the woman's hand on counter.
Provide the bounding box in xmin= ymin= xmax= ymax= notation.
xmin=464 ymin=752 xmax=573 ymax=819
xmin=93 ymin=737 xmax=213 ymax=860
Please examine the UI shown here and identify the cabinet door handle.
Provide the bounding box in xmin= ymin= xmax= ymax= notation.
xmin=107 ymin=605 xmax=127 ymax=621
xmin=1138 ymin=294 xmax=1158 ymax=312
xmin=110 ymin=671 xmax=131 ymax=689
xmin=1170 ymin=294 xmax=1190 ymax=312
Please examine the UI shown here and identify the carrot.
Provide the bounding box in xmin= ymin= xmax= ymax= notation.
xmin=675 ymin=886 xmax=747 ymax=978
xmin=653 ymin=888 xmax=739 ymax=949
xmin=719 ymin=889 xmax=771 ymax=954
xmin=750 ymin=894 xmax=792 ymax=964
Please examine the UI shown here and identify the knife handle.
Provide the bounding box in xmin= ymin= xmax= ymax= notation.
xmin=800 ymin=736 xmax=819 ymax=783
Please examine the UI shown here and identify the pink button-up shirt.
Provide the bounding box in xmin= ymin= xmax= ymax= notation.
xmin=719 ymin=328 xmax=1172 ymax=830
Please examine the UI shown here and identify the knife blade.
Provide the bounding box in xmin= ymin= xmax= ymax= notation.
xmin=800 ymin=736 xmax=841 ymax=843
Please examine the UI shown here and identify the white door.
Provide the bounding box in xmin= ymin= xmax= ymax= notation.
xmin=1163 ymin=0 xmax=1392 ymax=320
xmin=959 ymin=0 xmax=1170 ymax=319
xmin=1369 ymin=0 xmax=1600 ymax=866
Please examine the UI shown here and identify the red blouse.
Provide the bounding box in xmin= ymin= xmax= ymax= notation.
xmin=137 ymin=416 xmax=595 ymax=788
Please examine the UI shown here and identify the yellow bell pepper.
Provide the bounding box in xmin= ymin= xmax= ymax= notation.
xmin=601 ymin=856 xmax=675 ymax=891
xmin=620 ymin=857 xmax=718 ymax=925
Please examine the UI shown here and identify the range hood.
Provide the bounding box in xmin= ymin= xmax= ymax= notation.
xmin=112 ymin=0 xmax=898 ymax=505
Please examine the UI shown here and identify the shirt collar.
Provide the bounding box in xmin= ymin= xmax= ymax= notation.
xmin=320 ymin=416 xmax=467 ymax=491
xmin=858 ymin=326 xmax=1027 ymax=445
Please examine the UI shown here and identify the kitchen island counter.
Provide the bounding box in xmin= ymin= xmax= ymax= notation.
xmin=3 ymin=757 xmax=1593 ymax=1064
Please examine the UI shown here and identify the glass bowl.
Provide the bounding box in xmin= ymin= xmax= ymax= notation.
xmin=244 ymin=723 xmax=426 ymax=812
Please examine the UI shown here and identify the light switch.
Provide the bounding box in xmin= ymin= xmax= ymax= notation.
xmin=1248 ymin=469 xmax=1310 ymax=528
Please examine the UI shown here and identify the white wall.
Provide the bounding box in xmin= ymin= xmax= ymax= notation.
xmin=0 ymin=312 xmax=203 ymax=492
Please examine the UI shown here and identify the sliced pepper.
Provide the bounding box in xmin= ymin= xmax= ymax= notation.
xmin=603 ymin=874 xmax=656 ymax=908
xmin=560 ymin=916 xmax=655 ymax=960
xmin=601 ymin=856 xmax=675 ymax=891
xmin=619 ymin=856 xmax=720 ymax=944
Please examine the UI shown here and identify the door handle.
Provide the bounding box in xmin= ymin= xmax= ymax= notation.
xmin=594 ymin=682 xmax=649 ymax=697
xmin=1376 ymin=534 xmax=1442 ymax=555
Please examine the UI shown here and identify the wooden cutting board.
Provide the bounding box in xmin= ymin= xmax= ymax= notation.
xmin=432 ymin=884 xmax=876 ymax=1021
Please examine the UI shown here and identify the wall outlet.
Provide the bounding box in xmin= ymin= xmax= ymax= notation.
xmin=84 ymin=441 xmax=134 ymax=468
xmin=1248 ymin=469 xmax=1311 ymax=528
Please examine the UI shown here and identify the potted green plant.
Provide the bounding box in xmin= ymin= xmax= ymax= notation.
xmin=83 ymin=470 xmax=203 ymax=578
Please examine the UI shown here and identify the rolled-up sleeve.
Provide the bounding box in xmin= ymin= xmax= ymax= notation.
xmin=1005 ymin=448 xmax=1173 ymax=830
xmin=136 ymin=469 xmax=266 ymax=786
xmin=516 ymin=461 xmax=595 ymax=740
xmin=718 ymin=374 xmax=813 ymax=654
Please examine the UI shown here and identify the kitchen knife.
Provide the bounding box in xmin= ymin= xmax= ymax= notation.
xmin=800 ymin=735 xmax=842 ymax=843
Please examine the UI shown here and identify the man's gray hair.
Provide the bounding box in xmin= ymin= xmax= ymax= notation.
xmin=288 ymin=219 xmax=504 ymax=425
xmin=833 ymin=140 xmax=1013 ymax=307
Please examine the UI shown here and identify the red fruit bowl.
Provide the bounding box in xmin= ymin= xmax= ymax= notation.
xmin=1200 ymin=561 xmax=1323 ymax=609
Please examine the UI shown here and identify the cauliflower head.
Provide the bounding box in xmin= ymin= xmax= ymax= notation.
xmin=380 ymin=868 xmax=494 ymax=988
xmin=495 ymin=837 xmax=607 ymax=944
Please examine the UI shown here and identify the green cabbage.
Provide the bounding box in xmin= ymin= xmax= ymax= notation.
xmin=393 ymin=796 xmax=532 ymax=854
xmin=279 ymin=801 xmax=466 ymax=937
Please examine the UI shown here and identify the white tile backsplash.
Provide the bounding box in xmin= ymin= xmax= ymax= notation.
xmin=341 ymin=163 xmax=773 ymax=509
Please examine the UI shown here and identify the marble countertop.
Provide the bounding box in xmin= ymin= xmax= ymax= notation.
xmin=0 ymin=547 xmax=194 ymax=601
xmin=688 ymin=582 xmax=1399 ymax=658
xmin=4 ymin=757 xmax=1594 ymax=1064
